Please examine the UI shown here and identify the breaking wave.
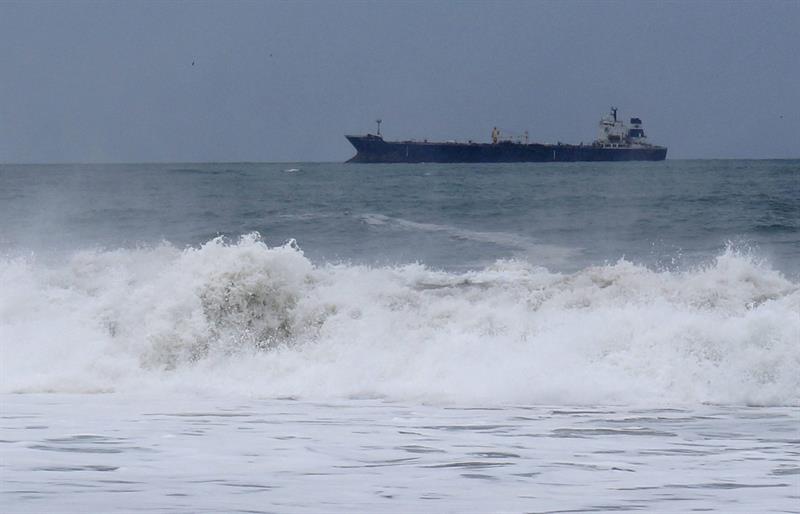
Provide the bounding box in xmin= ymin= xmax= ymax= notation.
xmin=1 ymin=234 xmax=798 ymax=406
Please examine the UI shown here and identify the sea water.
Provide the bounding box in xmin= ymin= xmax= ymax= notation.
xmin=1 ymin=160 xmax=798 ymax=512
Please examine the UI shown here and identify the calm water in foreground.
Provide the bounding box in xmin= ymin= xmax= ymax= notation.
xmin=1 ymin=160 xmax=798 ymax=512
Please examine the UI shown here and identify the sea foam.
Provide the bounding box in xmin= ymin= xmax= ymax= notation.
xmin=1 ymin=234 xmax=797 ymax=406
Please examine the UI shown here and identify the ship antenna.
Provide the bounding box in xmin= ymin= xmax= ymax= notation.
xmin=376 ymin=119 xmax=382 ymax=137
xmin=611 ymin=107 xmax=617 ymax=122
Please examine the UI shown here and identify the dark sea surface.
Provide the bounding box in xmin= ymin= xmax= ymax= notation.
xmin=1 ymin=160 xmax=798 ymax=513
xmin=2 ymin=160 xmax=798 ymax=273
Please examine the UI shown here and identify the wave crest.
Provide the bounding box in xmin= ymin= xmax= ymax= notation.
xmin=1 ymin=235 xmax=797 ymax=405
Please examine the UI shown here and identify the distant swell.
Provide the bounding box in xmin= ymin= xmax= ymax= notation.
xmin=359 ymin=213 xmax=578 ymax=265
xmin=1 ymin=234 xmax=798 ymax=406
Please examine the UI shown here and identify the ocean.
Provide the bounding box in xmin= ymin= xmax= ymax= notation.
xmin=1 ymin=160 xmax=798 ymax=512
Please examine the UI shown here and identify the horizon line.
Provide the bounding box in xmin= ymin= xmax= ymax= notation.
xmin=2 ymin=157 xmax=799 ymax=166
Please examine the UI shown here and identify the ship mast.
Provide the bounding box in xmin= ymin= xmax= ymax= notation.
xmin=376 ymin=119 xmax=382 ymax=137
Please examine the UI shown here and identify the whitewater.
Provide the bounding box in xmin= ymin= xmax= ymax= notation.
xmin=2 ymin=234 xmax=799 ymax=406
xmin=1 ymin=160 xmax=798 ymax=512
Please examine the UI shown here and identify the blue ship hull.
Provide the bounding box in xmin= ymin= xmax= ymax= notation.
xmin=346 ymin=135 xmax=667 ymax=163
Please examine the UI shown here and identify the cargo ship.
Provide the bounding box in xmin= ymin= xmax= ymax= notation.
xmin=346 ymin=108 xmax=667 ymax=163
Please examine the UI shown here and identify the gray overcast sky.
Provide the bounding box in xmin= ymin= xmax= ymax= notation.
xmin=0 ymin=0 xmax=797 ymax=162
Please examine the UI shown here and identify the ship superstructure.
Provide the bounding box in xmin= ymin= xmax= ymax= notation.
xmin=596 ymin=107 xmax=652 ymax=148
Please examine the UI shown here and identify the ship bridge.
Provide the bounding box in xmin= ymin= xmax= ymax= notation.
xmin=596 ymin=108 xmax=650 ymax=148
